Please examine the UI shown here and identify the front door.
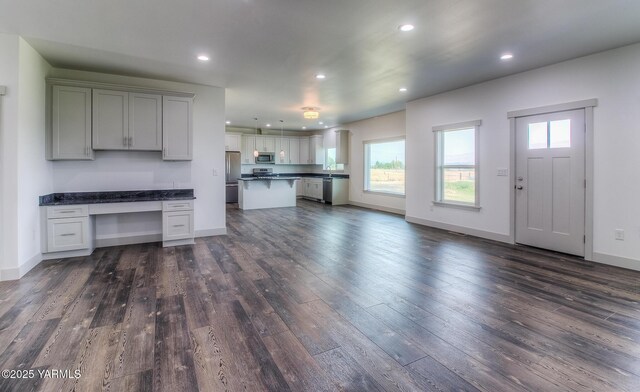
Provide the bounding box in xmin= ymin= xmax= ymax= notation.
xmin=515 ymin=109 xmax=585 ymax=256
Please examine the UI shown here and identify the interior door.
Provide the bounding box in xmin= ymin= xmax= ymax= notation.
xmin=515 ymin=109 xmax=585 ymax=256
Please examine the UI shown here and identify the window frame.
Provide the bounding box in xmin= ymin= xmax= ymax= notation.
xmin=363 ymin=136 xmax=406 ymax=197
xmin=433 ymin=120 xmax=481 ymax=209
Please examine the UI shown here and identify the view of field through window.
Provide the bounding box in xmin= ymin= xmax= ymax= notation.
xmin=366 ymin=139 xmax=405 ymax=194
xmin=440 ymin=127 xmax=477 ymax=204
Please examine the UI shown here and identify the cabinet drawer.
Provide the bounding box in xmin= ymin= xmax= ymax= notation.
xmin=163 ymin=211 xmax=194 ymax=241
xmin=162 ymin=200 xmax=194 ymax=211
xmin=47 ymin=217 xmax=90 ymax=252
xmin=47 ymin=205 xmax=89 ymax=219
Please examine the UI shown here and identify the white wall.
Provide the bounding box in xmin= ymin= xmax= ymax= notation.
xmin=49 ymin=69 xmax=226 ymax=240
xmin=0 ymin=33 xmax=20 ymax=276
xmin=340 ymin=111 xmax=406 ymax=214
xmin=17 ymin=38 xmax=53 ymax=269
xmin=406 ymin=43 xmax=640 ymax=267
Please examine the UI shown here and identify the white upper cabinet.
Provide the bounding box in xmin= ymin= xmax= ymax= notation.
xmin=92 ymin=89 xmax=129 ymax=150
xmin=255 ymin=136 xmax=276 ymax=152
xmin=299 ymin=137 xmax=310 ymax=164
xmin=309 ymin=135 xmax=325 ymax=165
xmin=288 ymin=137 xmax=300 ymax=164
xmin=242 ymin=135 xmax=256 ymax=164
xmin=162 ymin=96 xmax=193 ymax=160
xmin=275 ymin=137 xmax=289 ymax=165
xmin=129 ymin=93 xmax=162 ymax=151
xmin=50 ymin=85 xmax=93 ymax=160
xmin=93 ymin=90 xmax=162 ymax=151
xmin=225 ymin=133 xmax=241 ymax=151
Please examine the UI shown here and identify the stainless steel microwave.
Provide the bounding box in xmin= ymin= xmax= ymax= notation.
xmin=255 ymin=152 xmax=275 ymax=164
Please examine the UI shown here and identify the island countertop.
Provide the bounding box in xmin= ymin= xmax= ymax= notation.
xmin=238 ymin=177 xmax=301 ymax=181
xmin=39 ymin=189 xmax=195 ymax=206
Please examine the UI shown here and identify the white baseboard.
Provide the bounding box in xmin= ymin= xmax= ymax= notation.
xmin=95 ymin=233 xmax=162 ymax=248
xmin=0 ymin=252 xmax=43 ymax=281
xmin=195 ymin=228 xmax=227 ymax=237
xmin=348 ymin=201 xmax=405 ymax=216
xmin=405 ymin=215 xmax=512 ymax=244
xmin=593 ymin=252 xmax=640 ymax=271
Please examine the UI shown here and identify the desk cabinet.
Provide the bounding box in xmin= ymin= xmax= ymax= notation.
xmin=162 ymin=200 xmax=195 ymax=246
xmin=45 ymin=205 xmax=91 ymax=253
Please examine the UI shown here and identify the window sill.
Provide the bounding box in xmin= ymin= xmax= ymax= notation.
xmin=432 ymin=201 xmax=481 ymax=211
xmin=364 ymin=190 xmax=405 ymax=198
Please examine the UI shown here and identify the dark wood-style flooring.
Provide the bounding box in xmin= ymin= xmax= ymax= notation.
xmin=1 ymin=200 xmax=639 ymax=391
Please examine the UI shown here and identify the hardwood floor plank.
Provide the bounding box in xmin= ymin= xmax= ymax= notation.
xmin=405 ymin=353 xmax=482 ymax=392
xmin=107 ymin=369 xmax=153 ymax=392
xmin=153 ymin=295 xmax=198 ymax=392
xmin=90 ymin=268 xmax=136 ymax=328
xmin=314 ymin=347 xmax=386 ymax=392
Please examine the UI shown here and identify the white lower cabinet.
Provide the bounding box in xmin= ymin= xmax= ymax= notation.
xmin=162 ymin=200 xmax=194 ymax=246
xmin=302 ymin=178 xmax=323 ymax=200
xmin=45 ymin=205 xmax=91 ymax=253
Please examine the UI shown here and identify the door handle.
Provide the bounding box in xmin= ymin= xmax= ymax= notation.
xmin=517 ymin=176 xmax=524 ymax=181
xmin=516 ymin=185 xmax=523 ymax=190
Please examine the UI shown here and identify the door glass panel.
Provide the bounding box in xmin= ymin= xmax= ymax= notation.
xmin=550 ymin=119 xmax=571 ymax=148
xmin=528 ymin=122 xmax=548 ymax=149
xmin=442 ymin=168 xmax=476 ymax=204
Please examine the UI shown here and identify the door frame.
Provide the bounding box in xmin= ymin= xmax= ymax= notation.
xmin=507 ymin=99 xmax=597 ymax=261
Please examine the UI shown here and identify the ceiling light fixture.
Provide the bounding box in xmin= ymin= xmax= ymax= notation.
xmin=266 ymin=124 xmax=271 ymax=127
xmin=500 ymin=53 xmax=514 ymax=60
xmin=225 ymin=120 xmax=231 ymax=125
xmin=253 ymin=117 xmax=259 ymax=158
xmin=399 ymin=87 xmax=408 ymax=92
xmin=279 ymin=120 xmax=285 ymax=160
xmin=302 ymin=126 xmax=306 ymax=130
xmin=316 ymin=74 xmax=326 ymax=79
xmin=197 ymin=55 xmax=210 ymax=61
xmin=302 ymin=107 xmax=319 ymax=119
xmin=399 ymin=24 xmax=414 ymax=32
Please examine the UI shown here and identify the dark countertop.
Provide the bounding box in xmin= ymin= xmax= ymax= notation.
xmin=241 ymin=173 xmax=349 ymax=179
xmin=238 ymin=177 xmax=300 ymax=181
xmin=39 ymin=189 xmax=195 ymax=206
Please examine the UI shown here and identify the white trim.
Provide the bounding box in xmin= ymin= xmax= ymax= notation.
xmin=0 ymin=86 xmax=6 ymax=96
xmin=593 ymin=252 xmax=640 ymax=272
xmin=507 ymin=99 xmax=597 ymax=119
xmin=508 ymin=99 xmax=596 ymax=261
xmin=41 ymin=248 xmax=94 ymax=261
xmin=361 ymin=135 xmax=405 ymax=144
xmin=0 ymin=253 xmax=44 ymax=281
xmin=363 ymin=190 xmax=405 ymax=198
xmin=432 ymin=119 xmax=481 ymax=132
xmin=406 ymin=215 xmax=511 ymax=243
xmin=196 ymin=228 xmax=227 ymax=237
xmin=348 ymin=201 xmax=405 ymax=216
xmin=432 ymin=201 xmax=481 ymax=211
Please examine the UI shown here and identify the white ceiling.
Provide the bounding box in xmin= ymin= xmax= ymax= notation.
xmin=2 ymin=0 xmax=640 ymax=131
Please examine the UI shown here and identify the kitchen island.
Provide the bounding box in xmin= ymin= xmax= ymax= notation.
xmin=238 ymin=177 xmax=299 ymax=210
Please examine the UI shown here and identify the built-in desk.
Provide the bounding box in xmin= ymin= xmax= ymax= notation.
xmin=39 ymin=189 xmax=195 ymax=259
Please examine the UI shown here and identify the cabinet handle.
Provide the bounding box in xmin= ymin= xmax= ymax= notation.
xmin=171 ymin=204 xmax=186 ymax=208
xmin=60 ymin=233 xmax=76 ymax=237
xmin=59 ymin=210 xmax=76 ymax=214
xmin=129 ymin=136 xmax=133 ymax=146
xmin=172 ymin=224 xmax=185 ymax=227
xmin=124 ymin=136 xmax=127 ymax=147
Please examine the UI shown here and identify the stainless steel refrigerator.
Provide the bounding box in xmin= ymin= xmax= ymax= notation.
xmin=225 ymin=151 xmax=241 ymax=203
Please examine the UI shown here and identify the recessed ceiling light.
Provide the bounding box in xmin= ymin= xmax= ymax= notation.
xmin=318 ymin=121 xmax=324 ymax=125
xmin=500 ymin=53 xmax=514 ymax=61
xmin=302 ymin=126 xmax=306 ymax=130
xmin=225 ymin=121 xmax=230 ymax=125
xmin=399 ymin=87 xmax=408 ymax=92
xmin=316 ymin=74 xmax=326 ymax=79
xmin=399 ymin=24 xmax=414 ymax=32
xmin=197 ymin=54 xmax=210 ymax=61
xmin=266 ymin=123 xmax=271 ymax=127
xmin=324 ymin=125 xmax=329 ymax=129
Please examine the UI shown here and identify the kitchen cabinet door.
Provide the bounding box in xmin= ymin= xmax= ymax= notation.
xmin=299 ymin=137 xmax=310 ymax=164
xmin=275 ymin=137 xmax=289 ymax=164
xmin=242 ymin=135 xmax=256 ymax=164
xmin=288 ymin=137 xmax=300 ymax=164
xmin=162 ymin=96 xmax=193 ymax=160
xmin=225 ymin=133 xmax=241 ymax=151
xmin=129 ymin=93 xmax=162 ymax=151
xmin=50 ymin=85 xmax=93 ymax=160
xmin=92 ymin=89 xmax=129 ymax=150
xmin=309 ymin=135 xmax=325 ymax=165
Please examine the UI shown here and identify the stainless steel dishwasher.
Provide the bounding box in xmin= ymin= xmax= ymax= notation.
xmin=322 ymin=178 xmax=333 ymax=203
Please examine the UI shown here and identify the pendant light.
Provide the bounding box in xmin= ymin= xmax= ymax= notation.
xmin=279 ymin=120 xmax=285 ymax=160
xmin=253 ymin=117 xmax=259 ymax=158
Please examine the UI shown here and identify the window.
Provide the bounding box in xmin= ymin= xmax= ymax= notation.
xmin=434 ymin=120 xmax=480 ymax=207
xmin=528 ymin=119 xmax=571 ymax=149
xmin=325 ymin=148 xmax=344 ymax=171
xmin=364 ymin=138 xmax=405 ymax=195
